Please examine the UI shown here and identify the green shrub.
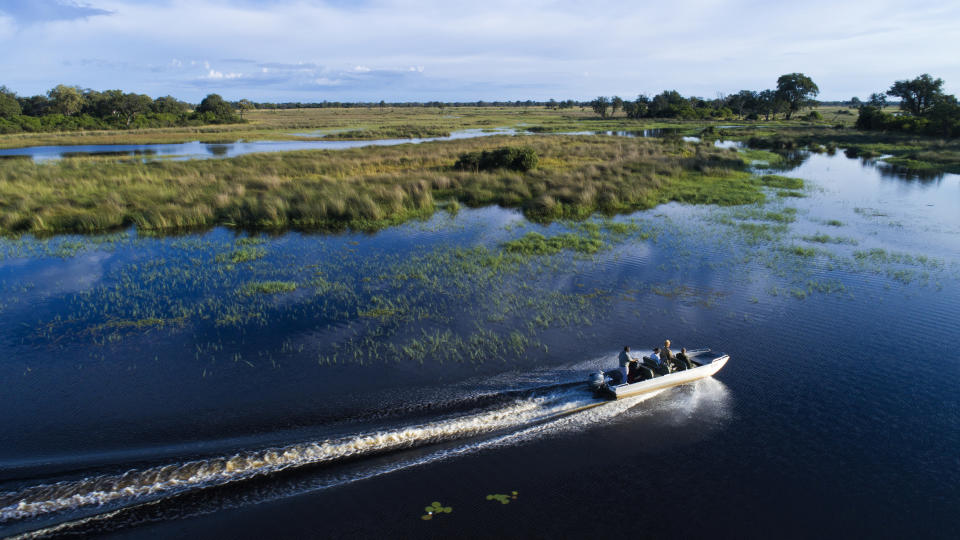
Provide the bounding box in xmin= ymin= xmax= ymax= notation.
xmin=454 ymin=146 xmax=538 ymax=172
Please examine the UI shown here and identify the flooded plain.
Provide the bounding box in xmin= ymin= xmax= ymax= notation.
xmin=1 ymin=144 xmax=958 ymax=538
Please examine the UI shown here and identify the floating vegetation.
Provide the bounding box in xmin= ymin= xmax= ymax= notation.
xmin=853 ymin=248 xmax=942 ymax=268
xmin=218 ymin=246 xmax=267 ymax=263
xmin=738 ymin=148 xmax=784 ymax=168
xmin=421 ymin=501 xmax=452 ymax=520
xmin=238 ymin=281 xmax=298 ymax=295
xmin=802 ymin=233 xmax=857 ymax=245
xmin=503 ymin=232 xmax=603 ymax=255
xmin=486 ymin=491 xmax=519 ymax=505
xmin=759 ymin=175 xmax=804 ymax=190
xmin=825 ymin=219 xmax=844 ymax=227
xmin=784 ymin=245 xmax=816 ymax=257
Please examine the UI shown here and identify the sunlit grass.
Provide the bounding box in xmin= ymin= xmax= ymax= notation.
xmin=0 ymin=135 xmax=771 ymax=236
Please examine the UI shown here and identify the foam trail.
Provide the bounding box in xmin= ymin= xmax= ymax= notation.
xmin=9 ymin=389 xmax=666 ymax=540
xmin=0 ymin=387 xmax=596 ymax=524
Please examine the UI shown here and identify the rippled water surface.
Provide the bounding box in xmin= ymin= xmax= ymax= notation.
xmin=1 ymin=146 xmax=958 ymax=539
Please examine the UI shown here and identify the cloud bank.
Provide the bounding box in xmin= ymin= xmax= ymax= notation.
xmin=1 ymin=0 xmax=958 ymax=102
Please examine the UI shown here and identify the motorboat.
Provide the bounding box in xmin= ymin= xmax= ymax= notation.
xmin=588 ymin=348 xmax=729 ymax=400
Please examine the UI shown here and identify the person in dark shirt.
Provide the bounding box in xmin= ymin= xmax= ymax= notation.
xmin=675 ymin=347 xmax=693 ymax=370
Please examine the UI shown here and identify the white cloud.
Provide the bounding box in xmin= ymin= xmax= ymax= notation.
xmin=0 ymin=0 xmax=957 ymax=100
xmin=206 ymin=69 xmax=243 ymax=80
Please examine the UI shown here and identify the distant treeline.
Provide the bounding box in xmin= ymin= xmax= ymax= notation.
xmin=252 ymin=100 xmax=579 ymax=109
xmin=587 ymin=73 xmax=821 ymax=121
xmin=853 ymin=74 xmax=960 ymax=138
xmin=0 ymin=85 xmax=241 ymax=134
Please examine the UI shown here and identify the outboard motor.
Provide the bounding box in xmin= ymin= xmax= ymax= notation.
xmin=588 ymin=371 xmax=607 ymax=392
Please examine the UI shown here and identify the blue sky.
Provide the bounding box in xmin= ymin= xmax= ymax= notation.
xmin=1 ymin=0 xmax=958 ymax=103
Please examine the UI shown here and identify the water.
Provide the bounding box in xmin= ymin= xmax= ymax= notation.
xmin=0 ymin=128 xmax=519 ymax=162
xmin=1 ymin=146 xmax=959 ymax=538
xmin=0 ymin=127 xmax=703 ymax=163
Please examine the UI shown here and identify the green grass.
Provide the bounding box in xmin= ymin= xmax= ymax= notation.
xmin=502 ymin=232 xmax=604 ymax=255
xmin=759 ymin=175 xmax=804 ymax=190
xmin=802 ymin=233 xmax=857 ymax=245
xmin=0 ymin=135 xmax=773 ymax=236
xmin=784 ymin=245 xmax=817 ymax=257
xmin=738 ymin=148 xmax=784 ymax=167
xmin=321 ymin=125 xmax=451 ymax=140
xmin=217 ymin=246 xmax=266 ymax=263
xmin=239 ymin=281 xmax=298 ymax=295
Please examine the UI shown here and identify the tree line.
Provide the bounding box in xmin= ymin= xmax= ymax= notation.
xmin=854 ymin=74 xmax=960 ymax=137
xmin=588 ymin=73 xmax=820 ymax=121
xmin=0 ymin=85 xmax=241 ymax=134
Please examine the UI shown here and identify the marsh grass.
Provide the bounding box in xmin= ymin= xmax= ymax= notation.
xmin=217 ymin=246 xmax=267 ymax=263
xmin=802 ymin=233 xmax=857 ymax=245
xmin=0 ymin=135 xmax=769 ymax=236
xmin=503 ymin=232 xmax=604 ymax=255
xmin=239 ymin=281 xmax=298 ymax=295
xmin=759 ymin=175 xmax=804 ymax=190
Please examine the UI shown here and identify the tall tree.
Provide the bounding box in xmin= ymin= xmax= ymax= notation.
xmin=47 ymin=84 xmax=83 ymax=116
xmin=197 ymin=93 xmax=235 ymax=121
xmin=153 ymin=95 xmax=189 ymax=115
xmin=117 ymin=93 xmax=154 ymax=126
xmin=590 ymin=96 xmax=610 ymax=118
xmin=775 ymin=73 xmax=819 ymax=119
xmin=756 ymin=89 xmax=779 ymax=120
xmin=237 ymin=99 xmax=255 ymax=119
xmin=611 ymin=96 xmax=623 ymax=117
xmin=0 ymin=86 xmax=21 ymax=119
xmin=867 ymin=92 xmax=887 ymax=109
xmin=729 ymin=90 xmax=758 ymax=118
xmin=886 ymin=73 xmax=944 ymax=116
xmin=926 ymin=94 xmax=960 ymax=137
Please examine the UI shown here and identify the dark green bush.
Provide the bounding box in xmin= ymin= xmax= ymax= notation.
xmin=454 ymin=146 xmax=539 ymax=172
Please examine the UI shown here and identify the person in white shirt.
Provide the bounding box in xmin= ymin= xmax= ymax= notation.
xmin=645 ymin=347 xmax=668 ymax=376
xmin=617 ymin=346 xmax=637 ymax=385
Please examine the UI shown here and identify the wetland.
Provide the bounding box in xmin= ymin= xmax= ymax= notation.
xmin=1 ymin=109 xmax=959 ymax=539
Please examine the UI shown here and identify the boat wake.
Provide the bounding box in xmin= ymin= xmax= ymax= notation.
xmin=0 ymin=377 xmax=729 ymax=538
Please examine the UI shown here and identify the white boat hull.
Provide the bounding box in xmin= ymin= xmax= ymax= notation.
xmin=609 ymin=352 xmax=728 ymax=400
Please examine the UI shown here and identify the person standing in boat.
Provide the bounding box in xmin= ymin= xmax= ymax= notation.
xmin=618 ymin=346 xmax=637 ymax=385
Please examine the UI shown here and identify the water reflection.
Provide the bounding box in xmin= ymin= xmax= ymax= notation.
xmin=206 ymin=144 xmax=231 ymax=157
xmin=875 ymin=162 xmax=946 ymax=183
xmin=0 ymin=128 xmax=519 ymax=163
